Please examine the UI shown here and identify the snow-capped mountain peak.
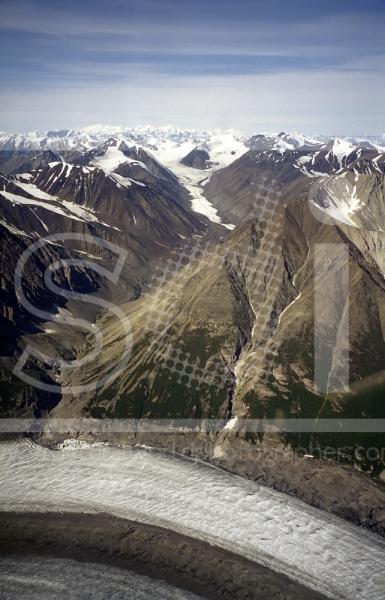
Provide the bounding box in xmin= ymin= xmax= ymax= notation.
xmin=0 ymin=125 xmax=384 ymax=165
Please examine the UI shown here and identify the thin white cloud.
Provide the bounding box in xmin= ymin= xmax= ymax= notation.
xmin=1 ymin=3 xmax=383 ymax=133
xmin=1 ymin=68 xmax=384 ymax=134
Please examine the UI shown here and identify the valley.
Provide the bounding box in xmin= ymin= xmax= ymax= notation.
xmin=1 ymin=124 xmax=385 ymax=541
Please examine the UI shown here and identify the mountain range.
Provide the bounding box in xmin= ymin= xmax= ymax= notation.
xmin=1 ymin=125 xmax=385 ymax=533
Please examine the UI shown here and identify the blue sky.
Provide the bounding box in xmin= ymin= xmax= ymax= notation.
xmin=0 ymin=0 xmax=384 ymax=133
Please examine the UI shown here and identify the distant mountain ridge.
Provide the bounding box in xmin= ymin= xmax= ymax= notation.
xmin=1 ymin=125 xmax=384 ymax=154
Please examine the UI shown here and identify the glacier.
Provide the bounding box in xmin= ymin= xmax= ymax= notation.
xmin=0 ymin=440 xmax=384 ymax=600
xmin=0 ymin=555 xmax=201 ymax=600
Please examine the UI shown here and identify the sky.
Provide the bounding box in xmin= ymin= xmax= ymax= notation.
xmin=0 ymin=0 xmax=384 ymax=134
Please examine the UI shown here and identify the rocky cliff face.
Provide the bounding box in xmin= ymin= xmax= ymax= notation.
xmin=181 ymin=147 xmax=212 ymax=170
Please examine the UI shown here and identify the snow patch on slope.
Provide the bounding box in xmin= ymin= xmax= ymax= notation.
xmin=0 ymin=181 xmax=120 ymax=230
xmin=309 ymin=174 xmax=366 ymax=227
xmin=330 ymin=139 xmax=357 ymax=166
xmin=91 ymin=146 xmax=146 ymax=174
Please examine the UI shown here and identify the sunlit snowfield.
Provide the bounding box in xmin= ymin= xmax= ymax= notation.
xmin=0 ymin=440 xmax=385 ymax=599
xmin=0 ymin=555 xmax=201 ymax=600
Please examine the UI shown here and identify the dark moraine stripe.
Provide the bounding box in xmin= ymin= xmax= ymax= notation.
xmin=0 ymin=511 xmax=328 ymax=600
